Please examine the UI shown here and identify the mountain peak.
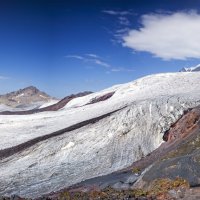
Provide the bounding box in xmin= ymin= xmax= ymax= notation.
xmin=18 ymin=86 xmax=41 ymax=95
xmin=24 ymin=86 xmax=39 ymax=90
xmin=0 ymin=86 xmax=52 ymax=107
xmin=180 ymin=64 xmax=200 ymax=72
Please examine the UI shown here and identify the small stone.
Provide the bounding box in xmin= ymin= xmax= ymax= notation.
xmin=168 ymin=189 xmax=178 ymax=198
xmin=177 ymin=188 xmax=185 ymax=198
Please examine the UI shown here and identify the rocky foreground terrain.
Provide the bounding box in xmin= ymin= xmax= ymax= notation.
xmin=0 ymin=72 xmax=200 ymax=199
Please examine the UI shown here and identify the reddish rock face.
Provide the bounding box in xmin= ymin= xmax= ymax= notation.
xmin=133 ymin=105 xmax=200 ymax=192
xmin=163 ymin=106 xmax=200 ymax=143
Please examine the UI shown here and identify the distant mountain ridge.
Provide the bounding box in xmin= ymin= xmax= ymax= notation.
xmin=180 ymin=64 xmax=200 ymax=72
xmin=0 ymin=91 xmax=93 ymax=115
xmin=0 ymin=86 xmax=53 ymax=108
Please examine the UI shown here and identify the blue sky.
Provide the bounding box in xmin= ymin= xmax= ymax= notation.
xmin=0 ymin=0 xmax=200 ymax=97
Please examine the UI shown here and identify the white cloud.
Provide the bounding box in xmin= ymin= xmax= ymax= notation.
xmin=122 ymin=11 xmax=200 ymax=60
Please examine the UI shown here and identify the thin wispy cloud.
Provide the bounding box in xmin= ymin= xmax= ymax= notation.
xmin=118 ymin=16 xmax=130 ymax=26
xmin=122 ymin=10 xmax=200 ymax=60
xmin=65 ymin=55 xmax=85 ymax=60
xmin=114 ymin=28 xmax=130 ymax=43
xmin=102 ymin=10 xmax=132 ymax=27
xmin=110 ymin=67 xmax=135 ymax=72
xmin=85 ymin=54 xmax=100 ymax=58
xmin=0 ymin=76 xmax=9 ymax=80
xmin=116 ymin=28 xmax=130 ymax=34
xmin=102 ymin=10 xmax=133 ymax=45
xmin=94 ymin=59 xmax=110 ymax=68
xmin=102 ymin=10 xmax=132 ymax=16
xmin=66 ymin=54 xmax=134 ymax=73
xmin=66 ymin=54 xmax=110 ymax=68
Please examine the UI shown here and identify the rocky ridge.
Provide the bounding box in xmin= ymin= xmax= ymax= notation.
xmin=0 ymin=86 xmax=53 ymax=109
xmin=0 ymin=91 xmax=92 ymax=115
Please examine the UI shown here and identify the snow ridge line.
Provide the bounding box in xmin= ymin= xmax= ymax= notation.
xmin=0 ymin=106 xmax=127 ymax=160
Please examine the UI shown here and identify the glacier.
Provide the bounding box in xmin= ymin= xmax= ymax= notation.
xmin=0 ymin=72 xmax=200 ymax=198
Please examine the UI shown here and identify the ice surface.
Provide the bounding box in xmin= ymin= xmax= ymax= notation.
xmin=0 ymin=72 xmax=200 ymax=198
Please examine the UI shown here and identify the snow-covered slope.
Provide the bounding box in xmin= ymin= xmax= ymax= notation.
xmin=38 ymin=99 xmax=59 ymax=108
xmin=0 ymin=102 xmax=47 ymax=112
xmin=180 ymin=64 xmax=200 ymax=72
xmin=0 ymin=72 xmax=200 ymax=198
xmin=0 ymin=100 xmax=59 ymax=112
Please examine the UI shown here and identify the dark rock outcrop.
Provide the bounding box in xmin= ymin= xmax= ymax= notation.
xmin=86 ymin=92 xmax=115 ymax=105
